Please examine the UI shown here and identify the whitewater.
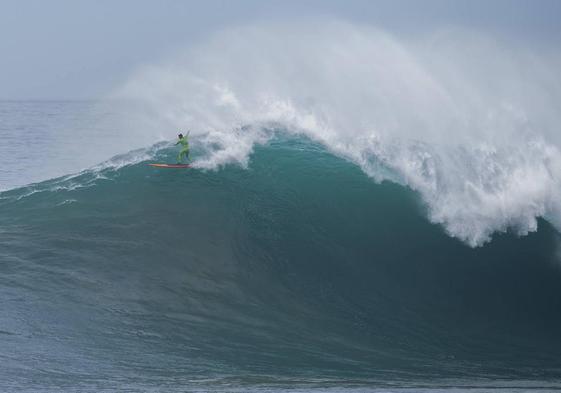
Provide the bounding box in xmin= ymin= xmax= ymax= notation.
xmin=105 ymin=21 xmax=561 ymax=247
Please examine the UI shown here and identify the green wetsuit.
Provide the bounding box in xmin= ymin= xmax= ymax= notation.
xmin=176 ymin=136 xmax=190 ymax=163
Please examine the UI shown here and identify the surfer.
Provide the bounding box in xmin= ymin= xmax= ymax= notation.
xmin=176 ymin=132 xmax=190 ymax=164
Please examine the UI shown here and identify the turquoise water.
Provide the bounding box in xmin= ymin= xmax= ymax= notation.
xmin=1 ymin=102 xmax=561 ymax=391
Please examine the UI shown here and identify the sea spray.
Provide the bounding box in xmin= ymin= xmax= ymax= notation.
xmin=113 ymin=20 xmax=561 ymax=246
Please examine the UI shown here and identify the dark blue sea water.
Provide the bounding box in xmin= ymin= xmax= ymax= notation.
xmin=1 ymin=101 xmax=561 ymax=392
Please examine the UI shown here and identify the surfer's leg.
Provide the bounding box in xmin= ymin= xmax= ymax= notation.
xmin=177 ymin=148 xmax=189 ymax=163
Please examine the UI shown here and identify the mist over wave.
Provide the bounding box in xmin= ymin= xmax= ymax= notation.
xmin=113 ymin=20 xmax=561 ymax=246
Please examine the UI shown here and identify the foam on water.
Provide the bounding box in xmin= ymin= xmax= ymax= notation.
xmin=113 ymin=20 xmax=561 ymax=246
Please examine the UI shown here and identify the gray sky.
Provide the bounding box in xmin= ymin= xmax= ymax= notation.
xmin=1 ymin=0 xmax=560 ymax=100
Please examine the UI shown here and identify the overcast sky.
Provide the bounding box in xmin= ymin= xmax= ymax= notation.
xmin=1 ymin=0 xmax=560 ymax=100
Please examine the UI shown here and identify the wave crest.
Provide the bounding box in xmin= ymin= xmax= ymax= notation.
xmin=113 ymin=20 xmax=561 ymax=246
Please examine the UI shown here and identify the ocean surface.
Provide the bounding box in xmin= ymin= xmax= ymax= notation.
xmin=1 ymin=100 xmax=561 ymax=392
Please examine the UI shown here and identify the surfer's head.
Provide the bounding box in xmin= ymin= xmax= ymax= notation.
xmin=178 ymin=133 xmax=183 ymax=139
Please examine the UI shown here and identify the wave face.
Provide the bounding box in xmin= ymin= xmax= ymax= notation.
xmin=115 ymin=21 xmax=561 ymax=247
xmin=1 ymin=139 xmax=561 ymax=391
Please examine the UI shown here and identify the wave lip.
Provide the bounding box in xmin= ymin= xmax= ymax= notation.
xmin=361 ymin=135 xmax=561 ymax=246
